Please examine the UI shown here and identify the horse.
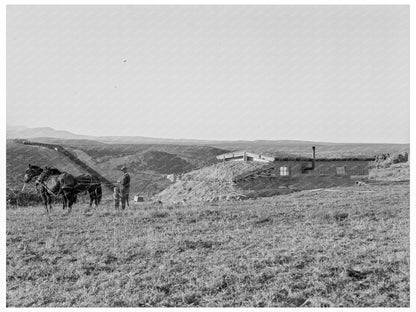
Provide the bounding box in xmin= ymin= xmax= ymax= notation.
xmin=23 ymin=164 xmax=63 ymax=211
xmin=73 ymin=174 xmax=102 ymax=208
xmin=23 ymin=164 xmax=77 ymax=213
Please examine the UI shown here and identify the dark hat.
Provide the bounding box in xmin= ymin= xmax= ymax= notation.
xmin=121 ymin=166 xmax=127 ymax=171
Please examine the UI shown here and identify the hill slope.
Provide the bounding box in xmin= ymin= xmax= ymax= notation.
xmin=154 ymin=162 xmax=267 ymax=203
xmin=6 ymin=139 xmax=228 ymax=197
xmin=6 ymin=182 xmax=409 ymax=307
xmin=7 ymin=125 xmax=409 ymax=158
xmin=6 ymin=141 xmax=87 ymax=190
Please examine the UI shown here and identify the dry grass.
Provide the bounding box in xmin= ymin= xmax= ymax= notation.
xmin=154 ymin=162 xmax=266 ymax=203
xmin=369 ymin=162 xmax=410 ymax=181
xmin=6 ymin=182 xmax=409 ymax=307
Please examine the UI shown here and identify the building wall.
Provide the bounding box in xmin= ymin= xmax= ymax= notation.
xmin=273 ymin=160 xmax=370 ymax=177
xmin=235 ymin=159 xmax=371 ymax=193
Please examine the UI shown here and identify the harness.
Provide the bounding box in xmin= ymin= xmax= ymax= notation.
xmin=35 ymin=178 xmax=62 ymax=198
xmin=78 ymin=175 xmax=101 ymax=187
xmin=34 ymin=170 xmax=66 ymax=198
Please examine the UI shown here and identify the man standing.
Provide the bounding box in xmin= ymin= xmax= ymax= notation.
xmin=117 ymin=166 xmax=130 ymax=210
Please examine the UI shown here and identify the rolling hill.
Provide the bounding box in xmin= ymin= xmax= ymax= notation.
xmin=7 ymin=125 xmax=409 ymax=158
xmin=6 ymin=139 xmax=228 ymax=198
xmin=6 ymin=140 xmax=87 ymax=191
xmin=208 ymin=141 xmax=410 ymax=159
xmin=6 ymin=125 xmax=93 ymax=140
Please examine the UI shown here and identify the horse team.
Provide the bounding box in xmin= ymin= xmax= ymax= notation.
xmin=23 ymin=164 xmax=102 ymax=213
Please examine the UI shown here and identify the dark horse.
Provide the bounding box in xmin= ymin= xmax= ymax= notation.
xmin=23 ymin=164 xmax=77 ymax=213
xmin=73 ymin=174 xmax=102 ymax=208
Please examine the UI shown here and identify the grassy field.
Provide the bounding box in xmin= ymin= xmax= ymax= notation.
xmin=6 ymin=182 xmax=409 ymax=307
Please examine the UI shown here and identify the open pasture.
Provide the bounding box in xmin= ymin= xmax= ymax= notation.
xmin=6 ymin=182 xmax=409 ymax=307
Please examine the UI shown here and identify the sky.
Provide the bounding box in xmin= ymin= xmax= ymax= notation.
xmin=6 ymin=5 xmax=410 ymax=143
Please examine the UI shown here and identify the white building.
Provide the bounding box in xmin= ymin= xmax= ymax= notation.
xmin=216 ymin=151 xmax=275 ymax=163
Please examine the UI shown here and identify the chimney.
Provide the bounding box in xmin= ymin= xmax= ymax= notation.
xmin=312 ymin=146 xmax=316 ymax=169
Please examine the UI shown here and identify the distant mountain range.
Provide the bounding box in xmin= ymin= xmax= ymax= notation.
xmin=7 ymin=124 xmax=409 ymax=159
xmin=6 ymin=124 xmax=226 ymax=145
xmin=7 ymin=125 xmax=92 ymax=140
xmin=7 ymin=124 xmax=325 ymax=146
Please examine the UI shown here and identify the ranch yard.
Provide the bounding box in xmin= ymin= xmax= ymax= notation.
xmin=6 ymin=182 xmax=409 ymax=307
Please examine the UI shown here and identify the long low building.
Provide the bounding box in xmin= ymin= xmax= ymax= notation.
xmin=232 ymin=147 xmax=375 ymax=191
xmin=216 ymin=151 xmax=276 ymax=163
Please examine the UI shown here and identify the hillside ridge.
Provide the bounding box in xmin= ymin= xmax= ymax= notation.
xmin=17 ymin=140 xmax=116 ymax=191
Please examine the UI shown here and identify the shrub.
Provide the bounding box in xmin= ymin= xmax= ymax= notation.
xmin=6 ymin=188 xmax=65 ymax=207
xmin=6 ymin=189 xmax=43 ymax=207
xmin=370 ymin=152 xmax=409 ymax=169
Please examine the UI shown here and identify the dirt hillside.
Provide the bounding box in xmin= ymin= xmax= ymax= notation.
xmin=153 ymin=161 xmax=267 ymax=203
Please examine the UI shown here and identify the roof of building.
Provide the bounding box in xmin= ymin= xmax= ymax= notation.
xmin=216 ymin=151 xmax=276 ymax=162
xmin=217 ymin=151 xmax=375 ymax=162
xmin=273 ymin=157 xmax=375 ymax=161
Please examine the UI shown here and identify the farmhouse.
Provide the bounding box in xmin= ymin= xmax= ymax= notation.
xmin=216 ymin=151 xmax=275 ymax=163
xmin=232 ymin=147 xmax=375 ymax=190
